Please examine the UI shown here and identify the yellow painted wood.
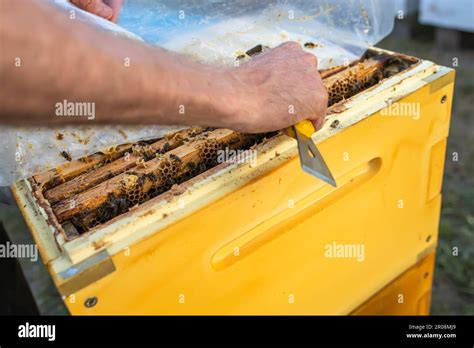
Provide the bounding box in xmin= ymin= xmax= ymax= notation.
xmin=352 ymin=252 xmax=435 ymax=315
xmin=59 ymin=70 xmax=455 ymax=315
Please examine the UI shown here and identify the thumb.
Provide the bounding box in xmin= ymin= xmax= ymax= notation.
xmin=70 ymin=0 xmax=114 ymax=21
xmin=104 ymin=0 xmax=123 ymax=22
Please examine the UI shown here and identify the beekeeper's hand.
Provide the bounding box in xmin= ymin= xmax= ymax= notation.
xmin=70 ymin=0 xmax=123 ymax=22
xmin=227 ymin=42 xmax=328 ymax=133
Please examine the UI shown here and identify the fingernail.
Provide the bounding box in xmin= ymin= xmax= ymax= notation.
xmin=98 ymin=5 xmax=114 ymax=20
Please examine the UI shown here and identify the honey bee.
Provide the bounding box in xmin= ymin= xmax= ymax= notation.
xmin=60 ymin=150 xmax=72 ymax=161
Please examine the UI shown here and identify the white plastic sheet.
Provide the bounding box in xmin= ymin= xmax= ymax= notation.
xmin=118 ymin=0 xmax=396 ymax=68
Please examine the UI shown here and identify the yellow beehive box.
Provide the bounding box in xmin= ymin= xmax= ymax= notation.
xmin=12 ymin=48 xmax=454 ymax=315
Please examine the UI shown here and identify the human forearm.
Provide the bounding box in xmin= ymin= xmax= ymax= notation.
xmin=0 ymin=0 xmax=328 ymax=132
xmin=0 ymin=0 xmax=235 ymax=127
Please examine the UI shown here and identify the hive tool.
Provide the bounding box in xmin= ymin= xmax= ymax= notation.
xmin=287 ymin=119 xmax=337 ymax=187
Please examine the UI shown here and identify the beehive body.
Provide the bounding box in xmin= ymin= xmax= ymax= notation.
xmin=11 ymin=49 xmax=454 ymax=315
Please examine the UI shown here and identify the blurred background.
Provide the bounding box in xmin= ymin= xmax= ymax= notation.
xmin=0 ymin=0 xmax=472 ymax=315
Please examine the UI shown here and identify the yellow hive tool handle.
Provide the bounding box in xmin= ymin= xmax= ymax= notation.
xmin=287 ymin=119 xmax=316 ymax=139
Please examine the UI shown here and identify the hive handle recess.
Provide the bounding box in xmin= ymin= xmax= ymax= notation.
xmin=211 ymin=157 xmax=382 ymax=271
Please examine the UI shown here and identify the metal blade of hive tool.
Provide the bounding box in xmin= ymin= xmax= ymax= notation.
xmin=294 ymin=127 xmax=337 ymax=187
